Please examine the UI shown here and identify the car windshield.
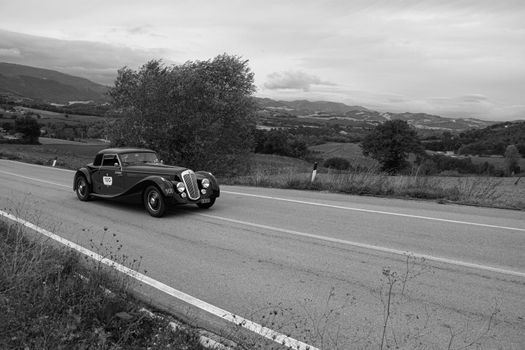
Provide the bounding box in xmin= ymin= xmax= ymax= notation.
xmin=120 ymin=152 xmax=159 ymax=165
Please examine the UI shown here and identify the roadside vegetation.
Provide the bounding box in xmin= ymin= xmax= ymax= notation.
xmin=0 ymin=219 xmax=207 ymax=349
xmin=223 ymin=164 xmax=525 ymax=209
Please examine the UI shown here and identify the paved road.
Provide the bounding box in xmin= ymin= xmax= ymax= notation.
xmin=1 ymin=159 xmax=524 ymax=349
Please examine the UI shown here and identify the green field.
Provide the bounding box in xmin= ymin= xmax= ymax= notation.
xmin=0 ymin=141 xmax=107 ymax=169
xmin=309 ymin=142 xmax=379 ymax=168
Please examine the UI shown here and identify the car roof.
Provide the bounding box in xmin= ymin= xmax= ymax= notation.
xmin=97 ymin=148 xmax=156 ymax=155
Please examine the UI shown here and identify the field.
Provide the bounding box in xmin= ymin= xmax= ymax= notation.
xmin=309 ymin=142 xmax=379 ymax=168
xmin=310 ymin=142 xmax=525 ymax=172
xmin=0 ymin=140 xmax=107 ymax=169
xmin=1 ymin=106 xmax=105 ymax=126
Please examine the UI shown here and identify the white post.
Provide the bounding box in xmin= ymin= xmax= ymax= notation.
xmin=52 ymin=157 xmax=57 ymax=167
xmin=311 ymin=162 xmax=318 ymax=183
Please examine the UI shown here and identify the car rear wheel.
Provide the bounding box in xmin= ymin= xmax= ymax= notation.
xmin=75 ymin=175 xmax=91 ymax=201
xmin=196 ymin=197 xmax=215 ymax=209
xmin=144 ymin=185 xmax=166 ymax=217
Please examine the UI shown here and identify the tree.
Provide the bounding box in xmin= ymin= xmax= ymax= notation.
xmin=14 ymin=116 xmax=40 ymax=144
xmin=107 ymin=55 xmax=256 ymax=175
xmin=504 ymin=144 xmax=521 ymax=176
xmin=361 ymin=120 xmax=424 ymax=174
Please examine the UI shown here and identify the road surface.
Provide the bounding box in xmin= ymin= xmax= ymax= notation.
xmin=1 ymin=159 xmax=524 ymax=349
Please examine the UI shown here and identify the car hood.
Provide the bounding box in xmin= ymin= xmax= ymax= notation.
xmin=125 ymin=163 xmax=189 ymax=177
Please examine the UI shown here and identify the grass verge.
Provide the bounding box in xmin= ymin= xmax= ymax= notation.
xmin=222 ymin=167 xmax=525 ymax=210
xmin=0 ymin=219 xmax=207 ymax=349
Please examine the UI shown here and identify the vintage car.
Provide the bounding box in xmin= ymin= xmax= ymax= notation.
xmin=73 ymin=148 xmax=220 ymax=217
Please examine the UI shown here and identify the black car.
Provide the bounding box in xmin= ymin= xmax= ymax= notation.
xmin=73 ymin=148 xmax=220 ymax=217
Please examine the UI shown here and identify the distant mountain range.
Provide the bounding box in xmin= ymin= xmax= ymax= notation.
xmin=0 ymin=62 xmax=109 ymax=104
xmin=0 ymin=62 xmax=497 ymax=131
xmin=255 ymin=98 xmax=494 ymax=132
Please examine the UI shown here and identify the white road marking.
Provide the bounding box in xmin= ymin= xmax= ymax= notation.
xmin=3 ymin=160 xmax=523 ymax=233
xmin=0 ymin=169 xmax=71 ymax=189
xmin=0 ymin=210 xmax=318 ymax=350
xmin=3 ymin=160 xmax=525 ymax=278
xmin=223 ymin=190 xmax=525 ymax=233
xmin=197 ymin=213 xmax=525 ymax=279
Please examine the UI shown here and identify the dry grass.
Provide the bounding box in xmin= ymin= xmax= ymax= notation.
xmin=224 ymin=167 xmax=524 ymax=210
xmin=0 ymin=219 xmax=206 ymax=349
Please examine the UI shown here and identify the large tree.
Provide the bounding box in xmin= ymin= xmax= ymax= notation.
xmin=14 ymin=116 xmax=40 ymax=144
xmin=107 ymin=54 xmax=256 ymax=175
xmin=361 ymin=120 xmax=424 ymax=174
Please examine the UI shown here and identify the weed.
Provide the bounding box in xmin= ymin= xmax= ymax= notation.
xmin=0 ymin=218 xmax=206 ymax=349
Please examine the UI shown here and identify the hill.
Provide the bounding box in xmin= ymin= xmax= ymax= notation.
xmin=0 ymin=62 xmax=109 ymax=104
xmin=255 ymin=97 xmax=495 ymax=132
xmin=457 ymin=121 xmax=525 ymax=155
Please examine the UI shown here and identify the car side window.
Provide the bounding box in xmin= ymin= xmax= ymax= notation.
xmin=102 ymin=155 xmax=118 ymax=167
xmin=93 ymin=154 xmax=103 ymax=166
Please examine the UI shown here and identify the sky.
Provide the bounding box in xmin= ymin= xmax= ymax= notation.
xmin=0 ymin=0 xmax=524 ymax=121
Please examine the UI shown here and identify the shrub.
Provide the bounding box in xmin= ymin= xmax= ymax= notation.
xmin=323 ymin=157 xmax=350 ymax=170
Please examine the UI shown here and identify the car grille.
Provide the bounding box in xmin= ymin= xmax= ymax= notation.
xmin=182 ymin=170 xmax=200 ymax=200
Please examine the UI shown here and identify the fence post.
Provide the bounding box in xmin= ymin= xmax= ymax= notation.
xmin=311 ymin=162 xmax=318 ymax=183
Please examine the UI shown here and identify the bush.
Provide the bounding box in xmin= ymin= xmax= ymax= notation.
xmin=323 ymin=157 xmax=350 ymax=170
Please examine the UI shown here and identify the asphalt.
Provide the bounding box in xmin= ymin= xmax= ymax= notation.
xmin=1 ymin=159 xmax=524 ymax=349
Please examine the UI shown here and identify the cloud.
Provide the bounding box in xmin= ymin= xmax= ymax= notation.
xmin=264 ymin=71 xmax=334 ymax=91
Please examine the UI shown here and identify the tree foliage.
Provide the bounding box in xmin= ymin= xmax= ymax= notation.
xmin=252 ymin=129 xmax=309 ymax=158
xmin=107 ymin=55 xmax=257 ymax=175
xmin=361 ymin=120 xmax=424 ymax=174
xmin=14 ymin=116 xmax=40 ymax=144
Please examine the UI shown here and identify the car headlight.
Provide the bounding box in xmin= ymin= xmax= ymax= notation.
xmin=176 ymin=182 xmax=186 ymax=192
xmin=201 ymin=178 xmax=210 ymax=188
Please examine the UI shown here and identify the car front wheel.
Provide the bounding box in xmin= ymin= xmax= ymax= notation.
xmin=75 ymin=175 xmax=91 ymax=201
xmin=144 ymin=185 xmax=166 ymax=217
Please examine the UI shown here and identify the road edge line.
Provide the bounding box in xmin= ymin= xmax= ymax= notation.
xmin=222 ymin=190 xmax=525 ymax=233
xmin=197 ymin=213 xmax=525 ymax=279
xmin=0 ymin=210 xmax=319 ymax=350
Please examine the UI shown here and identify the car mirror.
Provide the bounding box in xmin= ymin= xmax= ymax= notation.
xmin=114 ymin=162 xmax=119 ymax=167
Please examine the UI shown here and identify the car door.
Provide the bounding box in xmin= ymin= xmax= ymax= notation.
xmin=92 ymin=154 xmax=125 ymax=195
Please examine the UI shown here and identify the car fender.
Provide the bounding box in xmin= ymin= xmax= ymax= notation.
xmin=196 ymin=171 xmax=220 ymax=197
xmin=73 ymin=168 xmax=92 ymax=190
xmin=128 ymin=176 xmax=175 ymax=198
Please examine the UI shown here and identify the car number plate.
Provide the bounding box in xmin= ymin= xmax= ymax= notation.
xmin=200 ymin=198 xmax=211 ymax=204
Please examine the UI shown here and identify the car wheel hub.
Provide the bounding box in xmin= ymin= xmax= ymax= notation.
xmin=149 ymin=193 xmax=159 ymax=209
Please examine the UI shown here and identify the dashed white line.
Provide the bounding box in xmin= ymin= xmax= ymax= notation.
xmin=222 ymin=190 xmax=525 ymax=233
xmin=197 ymin=212 xmax=525 ymax=279
xmin=0 ymin=210 xmax=318 ymax=350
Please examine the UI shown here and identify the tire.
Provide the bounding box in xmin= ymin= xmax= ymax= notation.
xmin=75 ymin=175 xmax=91 ymax=201
xmin=196 ymin=197 xmax=216 ymax=209
xmin=144 ymin=185 xmax=166 ymax=217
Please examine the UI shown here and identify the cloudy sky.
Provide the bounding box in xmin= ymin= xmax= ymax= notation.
xmin=0 ymin=0 xmax=524 ymax=120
